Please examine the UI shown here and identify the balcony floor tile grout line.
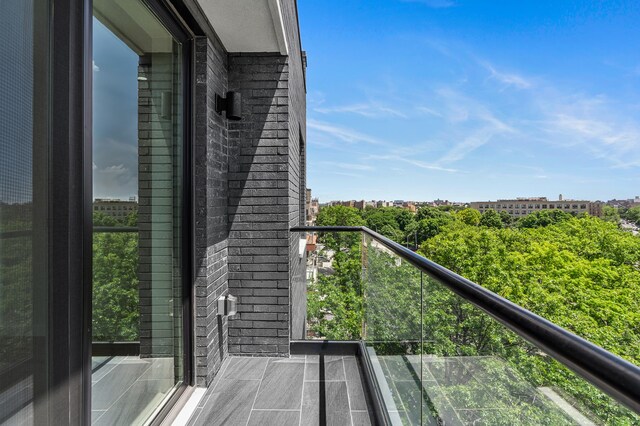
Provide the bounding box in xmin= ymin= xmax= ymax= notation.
xmin=342 ymin=357 xmax=354 ymax=426
xmin=91 ymin=358 xmax=155 ymax=424
xmin=190 ymin=356 xmax=233 ymax=425
xmin=250 ymin=408 xmax=302 ymax=412
xmin=245 ymin=356 xmax=271 ymax=426
xmin=91 ymin=355 xmax=126 ymax=386
xmin=298 ymin=355 xmax=307 ymax=426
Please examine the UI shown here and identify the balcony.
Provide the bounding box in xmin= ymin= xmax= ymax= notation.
xmin=182 ymin=226 xmax=640 ymax=425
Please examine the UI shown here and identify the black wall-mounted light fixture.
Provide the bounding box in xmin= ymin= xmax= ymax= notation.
xmin=215 ymin=91 xmax=242 ymax=120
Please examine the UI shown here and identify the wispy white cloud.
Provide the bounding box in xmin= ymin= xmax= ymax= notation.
xmin=415 ymin=106 xmax=443 ymax=117
xmin=400 ymin=0 xmax=455 ymax=8
xmin=428 ymin=88 xmax=516 ymax=165
xmin=308 ymin=119 xmax=387 ymax=145
xmin=92 ymin=60 xmax=100 ymax=72
xmin=331 ymin=171 xmax=364 ymax=178
xmin=481 ymin=61 xmax=531 ymax=89
xmin=307 ymin=90 xmax=326 ymax=108
xmin=477 ymin=59 xmax=640 ymax=169
xmin=541 ymin=105 xmax=640 ymax=168
xmin=367 ymin=154 xmax=460 ymax=173
xmin=322 ymin=161 xmax=374 ymax=171
xmin=315 ymin=102 xmax=407 ymax=118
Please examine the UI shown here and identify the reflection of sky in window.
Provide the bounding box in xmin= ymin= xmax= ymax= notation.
xmin=93 ymin=17 xmax=138 ymax=200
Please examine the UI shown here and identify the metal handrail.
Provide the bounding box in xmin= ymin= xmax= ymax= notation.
xmin=291 ymin=225 xmax=640 ymax=414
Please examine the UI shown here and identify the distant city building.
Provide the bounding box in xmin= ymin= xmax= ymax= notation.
xmin=305 ymin=189 xmax=319 ymax=225
xmin=606 ymin=197 xmax=640 ymax=209
xmin=93 ymin=198 xmax=138 ymax=219
xmin=325 ymin=199 xmax=416 ymax=212
xmin=402 ymin=202 xmax=417 ymax=213
xmin=470 ymin=197 xmax=603 ymax=218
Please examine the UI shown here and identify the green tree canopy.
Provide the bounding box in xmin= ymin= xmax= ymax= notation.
xmin=457 ymin=208 xmax=482 ymax=226
xmin=517 ymin=209 xmax=573 ymax=228
xmin=479 ymin=209 xmax=503 ymax=229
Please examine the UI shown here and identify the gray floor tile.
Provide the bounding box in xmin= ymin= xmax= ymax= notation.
xmin=92 ymin=356 xmax=111 ymax=371
xmin=93 ymin=379 xmax=174 ymax=426
xmin=139 ymin=358 xmax=174 ymax=381
xmin=91 ymin=410 xmax=107 ymax=425
xmin=247 ymin=410 xmax=300 ymax=426
xmin=193 ymin=379 xmax=260 ymax=426
xmin=301 ymin=381 xmax=351 ymax=426
xmin=91 ymin=356 xmax=124 ymax=383
xmin=343 ymin=357 xmax=361 ymax=382
xmin=91 ymin=361 xmax=152 ymax=410
xmin=346 ymin=379 xmax=368 ymax=411
xmin=253 ymin=358 xmax=305 ymax=409
xmin=305 ymin=356 xmax=346 ymax=381
xmin=351 ymin=411 xmax=373 ymax=426
xmin=197 ymin=358 xmax=232 ymax=408
xmin=343 ymin=357 xmax=368 ymax=411
xmin=222 ymin=357 xmax=268 ymax=380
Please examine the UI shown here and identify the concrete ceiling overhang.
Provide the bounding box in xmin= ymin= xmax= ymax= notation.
xmin=196 ymin=0 xmax=288 ymax=54
xmin=94 ymin=0 xmax=174 ymax=54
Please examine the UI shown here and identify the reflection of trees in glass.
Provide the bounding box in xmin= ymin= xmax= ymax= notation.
xmin=92 ymin=211 xmax=139 ymax=341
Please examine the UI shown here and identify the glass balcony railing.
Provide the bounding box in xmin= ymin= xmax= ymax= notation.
xmin=295 ymin=226 xmax=640 ymax=425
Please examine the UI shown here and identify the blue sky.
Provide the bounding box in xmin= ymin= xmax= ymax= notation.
xmin=298 ymin=0 xmax=640 ymax=202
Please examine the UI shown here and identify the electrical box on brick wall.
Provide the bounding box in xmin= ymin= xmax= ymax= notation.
xmin=217 ymin=294 xmax=238 ymax=317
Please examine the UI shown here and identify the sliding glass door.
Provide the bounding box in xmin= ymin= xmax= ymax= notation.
xmin=91 ymin=0 xmax=189 ymax=423
xmin=0 ymin=1 xmax=50 ymax=424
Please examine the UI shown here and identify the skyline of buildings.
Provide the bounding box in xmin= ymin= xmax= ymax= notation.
xmin=310 ymin=190 xmax=639 ymax=207
xmin=470 ymin=197 xmax=603 ymax=218
xmin=305 ymin=188 xmax=640 ymax=222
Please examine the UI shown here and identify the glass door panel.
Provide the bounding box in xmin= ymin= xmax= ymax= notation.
xmin=0 ymin=0 xmax=50 ymax=424
xmin=91 ymin=0 xmax=184 ymax=423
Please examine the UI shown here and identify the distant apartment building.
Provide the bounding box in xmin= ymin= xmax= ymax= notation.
xmin=471 ymin=197 xmax=603 ymax=218
xmin=607 ymin=197 xmax=640 ymax=209
xmin=402 ymin=202 xmax=417 ymax=213
xmin=305 ymin=188 xmax=319 ymax=224
xmin=376 ymin=200 xmax=393 ymax=208
xmin=93 ymin=198 xmax=138 ymax=219
xmin=328 ymin=199 xmax=417 ymax=212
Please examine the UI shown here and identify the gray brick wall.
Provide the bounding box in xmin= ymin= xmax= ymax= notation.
xmin=226 ymin=0 xmax=307 ymax=354
xmin=193 ymin=36 xmax=230 ymax=386
xmin=282 ymin=0 xmax=308 ymax=342
xmin=227 ymin=54 xmax=291 ymax=356
xmin=189 ymin=0 xmax=306 ymax=377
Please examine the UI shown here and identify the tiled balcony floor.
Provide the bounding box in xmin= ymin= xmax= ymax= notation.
xmin=91 ymin=356 xmax=175 ymax=425
xmin=1 ymin=356 xmax=177 ymax=426
xmin=188 ymin=355 xmax=374 ymax=426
